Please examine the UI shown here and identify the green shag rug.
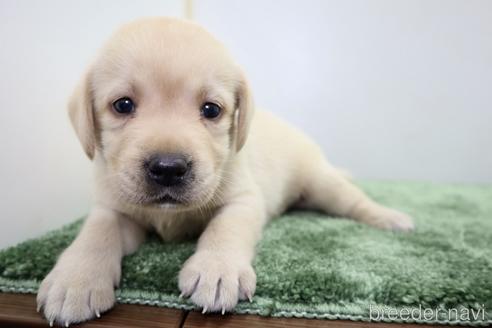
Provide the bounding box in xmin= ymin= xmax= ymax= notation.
xmin=1 ymin=181 xmax=491 ymax=326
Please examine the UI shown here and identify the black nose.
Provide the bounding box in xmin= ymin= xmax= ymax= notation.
xmin=146 ymin=154 xmax=190 ymax=187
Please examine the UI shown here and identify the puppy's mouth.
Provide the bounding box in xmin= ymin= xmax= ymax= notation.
xmin=152 ymin=194 xmax=184 ymax=205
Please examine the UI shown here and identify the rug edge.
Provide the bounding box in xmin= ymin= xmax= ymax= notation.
xmin=1 ymin=278 xmax=489 ymax=327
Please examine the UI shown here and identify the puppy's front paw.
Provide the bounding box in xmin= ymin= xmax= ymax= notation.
xmin=37 ymin=257 xmax=119 ymax=326
xmin=178 ymin=251 xmax=256 ymax=313
xmin=370 ymin=207 xmax=415 ymax=232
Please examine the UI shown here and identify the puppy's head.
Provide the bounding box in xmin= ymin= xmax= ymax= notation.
xmin=69 ymin=17 xmax=254 ymax=209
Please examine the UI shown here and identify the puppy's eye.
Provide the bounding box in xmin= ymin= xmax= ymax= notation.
xmin=112 ymin=97 xmax=135 ymax=114
xmin=201 ymin=102 xmax=222 ymax=119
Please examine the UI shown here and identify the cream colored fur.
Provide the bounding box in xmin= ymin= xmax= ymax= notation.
xmin=37 ymin=17 xmax=413 ymax=326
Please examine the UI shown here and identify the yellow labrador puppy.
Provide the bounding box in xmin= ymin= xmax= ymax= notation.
xmin=37 ymin=17 xmax=413 ymax=326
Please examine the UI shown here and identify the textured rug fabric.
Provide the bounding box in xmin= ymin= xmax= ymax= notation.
xmin=1 ymin=181 xmax=491 ymax=326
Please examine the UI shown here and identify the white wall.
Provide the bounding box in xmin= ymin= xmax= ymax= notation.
xmin=1 ymin=0 xmax=491 ymax=248
xmin=194 ymin=0 xmax=492 ymax=183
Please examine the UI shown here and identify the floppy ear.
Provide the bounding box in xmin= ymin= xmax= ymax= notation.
xmin=68 ymin=70 xmax=97 ymax=160
xmin=235 ymin=73 xmax=255 ymax=152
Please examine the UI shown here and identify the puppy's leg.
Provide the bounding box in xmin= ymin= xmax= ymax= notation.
xmin=179 ymin=193 xmax=265 ymax=313
xmin=37 ymin=208 xmax=146 ymax=326
xmin=301 ymin=161 xmax=414 ymax=231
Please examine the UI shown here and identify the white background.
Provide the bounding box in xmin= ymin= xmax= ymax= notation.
xmin=1 ymin=0 xmax=491 ymax=248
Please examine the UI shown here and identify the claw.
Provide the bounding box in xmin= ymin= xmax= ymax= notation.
xmin=179 ymin=292 xmax=184 ymax=299
xmin=202 ymin=306 xmax=207 ymax=314
xmin=65 ymin=321 xmax=70 ymax=327
xmin=221 ymin=307 xmax=225 ymax=315
xmin=248 ymin=293 xmax=253 ymax=303
xmin=96 ymin=310 xmax=101 ymax=318
xmin=49 ymin=320 xmax=54 ymax=327
xmin=36 ymin=304 xmax=41 ymax=313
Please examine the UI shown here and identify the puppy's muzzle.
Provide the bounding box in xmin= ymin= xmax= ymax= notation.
xmin=146 ymin=154 xmax=191 ymax=187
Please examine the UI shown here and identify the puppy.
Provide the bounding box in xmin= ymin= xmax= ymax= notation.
xmin=37 ymin=17 xmax=413 ymax=326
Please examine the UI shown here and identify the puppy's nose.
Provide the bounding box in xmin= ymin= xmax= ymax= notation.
xmin=146 ymin=154 xmax=190 ymax=187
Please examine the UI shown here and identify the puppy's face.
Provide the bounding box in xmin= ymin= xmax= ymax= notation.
xmin=69 ymin=18 xmax=253 ymax=209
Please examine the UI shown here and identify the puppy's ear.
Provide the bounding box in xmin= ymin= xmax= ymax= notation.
xmin=68 ymin=70 xmax=97 ymax=160
xmin=235 ymin=72 xmax=255 ymax=152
